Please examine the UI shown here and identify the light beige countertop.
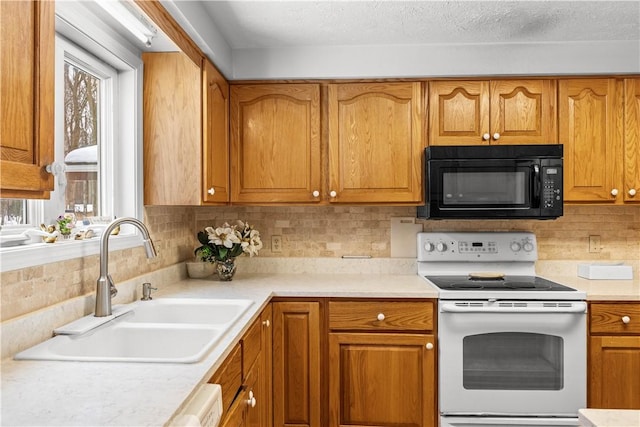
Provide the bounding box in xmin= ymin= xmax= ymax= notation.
xmin=1 ymin=267 xmax=435 ymax=427
xmin=579 ymin=409 xmax=640 ymax=426
xmin=541 ymin=275 xmax=640 ymax=301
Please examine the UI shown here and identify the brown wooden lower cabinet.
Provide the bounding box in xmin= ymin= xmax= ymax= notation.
xmin=214 ymin=304 xmax=273 ymax=427
xmin=328 ymin=332 xmax=436 ymax=427
xmin=588 ymin=302 xmax=640 ymax=409
xmin=272 ymin=301 xmax=322 ymax=427
xmin=271 ymin=299 xmax=437 ymax=427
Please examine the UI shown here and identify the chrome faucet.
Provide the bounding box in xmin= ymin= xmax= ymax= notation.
xmin=95 ymin=217 xmax=157 ymax=317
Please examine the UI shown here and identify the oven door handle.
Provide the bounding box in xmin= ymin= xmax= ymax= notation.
xmin=440 ymin=302 xmax=587 ymax=314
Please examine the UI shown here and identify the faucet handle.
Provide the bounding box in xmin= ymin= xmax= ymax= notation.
xmin=108 ymin=274 xmax=118 ymax=298
xmin=141 ymin=282 xmax=158 ymax=301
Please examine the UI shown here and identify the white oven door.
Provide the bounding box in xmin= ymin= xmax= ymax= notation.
xmin=438 ymin=301 xmax=587 ymax=417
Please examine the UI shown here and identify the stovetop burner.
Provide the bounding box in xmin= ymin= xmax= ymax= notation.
xmin=425 ymin=275 xmax=576 ymax=292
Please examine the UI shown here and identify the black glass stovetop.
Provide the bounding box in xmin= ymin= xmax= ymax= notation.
xmin=424 ymin=275 xmax=577 ymax=292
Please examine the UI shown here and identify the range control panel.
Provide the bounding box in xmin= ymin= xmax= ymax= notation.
xmin=417 ymin=232 xmax=537 ymax=262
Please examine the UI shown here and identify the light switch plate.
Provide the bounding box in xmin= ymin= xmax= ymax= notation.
xmin=390 ymin=217 xmax=423 ymax=258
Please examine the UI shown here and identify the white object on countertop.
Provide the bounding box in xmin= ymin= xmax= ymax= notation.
xmin=578 ymin=263 xmax=633 ymax=280
xmin=170 ymin=383 xmax=222 ymax=427
xmin=390 ymin=217 xmax=422 ymax=258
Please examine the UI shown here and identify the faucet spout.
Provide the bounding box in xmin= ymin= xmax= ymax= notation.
xmin=95 ymin=217 xmax=157 ymax=317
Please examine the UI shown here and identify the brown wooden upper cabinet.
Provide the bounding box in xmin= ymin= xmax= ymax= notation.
xmin=328 ymin=82 xmax=425 ymax=204
xmin=0 ymin=0 xmax=55 ymax=199
xmin=623 ymin=78 xmax=640 ymax=203
xmin=230 ymin=84 xmax=322 ymax=204
xmin=559 ymin=78 xmax=626 ymax=204
xmin=429 ymin=80 xmax=557 ymax=146
xmin=143 ymin=53 xmax=229 ymax=205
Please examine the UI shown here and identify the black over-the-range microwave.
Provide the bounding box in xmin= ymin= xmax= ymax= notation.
xmin=417 ymin=144 xmax=563 ymax=220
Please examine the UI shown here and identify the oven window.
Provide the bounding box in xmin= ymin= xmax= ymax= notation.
xmin=442 ymin=171 xmax=526 ymax=205
xmin=463 ymin=332 xmax=564 ymax=390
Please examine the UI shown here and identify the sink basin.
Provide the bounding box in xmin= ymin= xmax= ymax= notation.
xmin=124 ymin=298 xmax=253 ymax=326
xmin=14 ymin=298 xmax=254 ymax=363
xmin=17 ymin=323 xmax=224 ymax=363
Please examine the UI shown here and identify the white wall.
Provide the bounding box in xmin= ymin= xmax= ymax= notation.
xmin=159 ymin=0 xmax=639 ymax=80
xmin=231 ymin=40 xmax=640 ymax=80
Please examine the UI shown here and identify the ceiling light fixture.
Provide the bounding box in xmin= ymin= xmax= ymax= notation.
xmin=96 ymin=0 xmax=157 ymax=47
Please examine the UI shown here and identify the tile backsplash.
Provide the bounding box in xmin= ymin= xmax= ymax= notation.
xmin=1 ymin=204 xmax=638 ymax=322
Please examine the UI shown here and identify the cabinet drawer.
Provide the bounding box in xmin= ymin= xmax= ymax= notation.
xmin=590 ymin=303 xmax=640 ymax=335
xmin=242 ymin=316 xmax=262 ymax=375
xmin=329 ymin=301 xmax=433 ymax=331
xmin=209 ymin=344 xmax=242 ymax=413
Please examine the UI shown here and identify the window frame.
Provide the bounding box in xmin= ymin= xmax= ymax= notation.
xmin=0 ymin=3 xmax=145 ymax=273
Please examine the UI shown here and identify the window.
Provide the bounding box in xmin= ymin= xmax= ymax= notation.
xmin=50 ymin=36 xmax=117 ymax=224
xmin=1 ymin=2 xmax=144 ymax=272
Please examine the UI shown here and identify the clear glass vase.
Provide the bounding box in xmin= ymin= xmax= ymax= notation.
xmin=216 ymin=258 xmax=237 ymax=281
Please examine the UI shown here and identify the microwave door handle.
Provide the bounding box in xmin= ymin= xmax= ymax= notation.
xmin=532 ymin=164 xmax=541 ymax=207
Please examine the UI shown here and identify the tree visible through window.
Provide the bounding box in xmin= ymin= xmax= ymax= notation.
xmin=63 ymin=61 xmax=100 ymax=219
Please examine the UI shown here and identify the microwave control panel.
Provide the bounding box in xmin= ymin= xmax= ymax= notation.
xmin=541 ymin=165 xmax=563 ymax=210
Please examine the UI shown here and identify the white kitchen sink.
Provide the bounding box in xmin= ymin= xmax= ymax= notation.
xmin=123 ymin=298 xmax=253 ymax=326
xmin=14 ymin=298 xmax=254 ymax=363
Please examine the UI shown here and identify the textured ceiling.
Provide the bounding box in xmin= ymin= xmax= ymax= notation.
xmin=198 ymin=0 xmax=640 ymax=49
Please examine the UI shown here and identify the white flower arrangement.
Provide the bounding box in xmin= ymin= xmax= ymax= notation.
xmin=195 ymin=220 xmax=263 ymax=262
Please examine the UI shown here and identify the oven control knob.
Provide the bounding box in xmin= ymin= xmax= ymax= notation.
xmin=622 ymin=316 xmax=631 ymax=324
xmin=424 ymin=242 xmax=435 ymax=252
xmin=510 ymin=242 xmax=522 ymax=252
xmin=523 ymin=242 xmax=534 ymax=252
xmin=436 ymin=242 xmax=448 ymax=252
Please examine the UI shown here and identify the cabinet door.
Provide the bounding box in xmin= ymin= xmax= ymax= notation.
xmin=429 ymin=81 xmax=489 ymax=146
xmin=202 ymin=59 xmax=230 ymax=204
xmin=328 ymin=82 xmax=424 ymax=204
xmin=329 ymin=332 xmax=436 ymax=427
xmin=559 ymin=79 xmax=624 ymax=203
xmin=624 ymin=78 xmax=640 ymax=203
xmin=230 ymin=84 xmax=321 ymax=204
xmin=0 ymin=0 xmax=54 ymax=198
xmin=143 ymin=52 xmax=202 ymax=205
xmin=589 ymin=336 xmax=640 ymax=409
xmin=490 ymin=80 xmax=557 ymax=145
xmin=272 ymin=302 xmax=321 ymax=427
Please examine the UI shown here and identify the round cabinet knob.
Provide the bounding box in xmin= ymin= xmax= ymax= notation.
xmin=426 ymin=343 xmax=434 ymax=350
xmin=329 ymin=190 xmax=337 ymax=198
xmin=611 ymin=188 xmax=619 ymax=197
xmin=510 ymin=242 xmax=522 ymax=252
xmin=262 ymin=319 xmax=270 ymax=327
xmin=377 ymin=313 xmax=385 ymax=321
xmin=424 ymin=242 xmax=435 ymax=252
xmin=523 ymin=242 xmax=534 ymax=252
xmin=493 ymin=133 xmax=501 ymax=141
xmin=622 ymin=316 xmax=631 ymax=324
xmin=482 ymin=133 xmax=490 ymax=141
xmin=436 ymin=242 xmax=447 ymax=252
xmin=312 ymin=190 xmax=320 ymax=198
xmin=629 ymin=188 xmax=637 ymax=197
xmin=207 ymin=187 xmax=215 ymax=195
xmin=247 ymin=390 xmax=257 ymax=408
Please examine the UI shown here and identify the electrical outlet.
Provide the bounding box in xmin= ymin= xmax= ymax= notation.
xmin=271 ymin=235 xmax=282 ymax=253
xmin=589 ymin=235 xmax=602 ymax=253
